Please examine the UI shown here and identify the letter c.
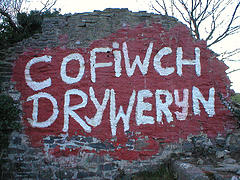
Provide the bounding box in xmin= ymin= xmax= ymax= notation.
xmin=25 ymin=55 xmax=52 ymax=91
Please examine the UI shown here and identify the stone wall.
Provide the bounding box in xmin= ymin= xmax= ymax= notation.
xmin=0 ymin=8 xmax=240 ymax=179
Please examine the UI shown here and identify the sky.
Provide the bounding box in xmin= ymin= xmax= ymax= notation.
xmin=25 ymin=0 xmax=240 ymax=93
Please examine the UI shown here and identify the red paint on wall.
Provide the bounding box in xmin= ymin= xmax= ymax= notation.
xmin=12 ymin=23 xmax=235 ymax=160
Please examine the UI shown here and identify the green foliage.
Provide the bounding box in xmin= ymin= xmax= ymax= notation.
xmin=0 ymin=94 xmax=21 ymax=149
xmin=0 ymin=9 xmax=60 ymax=50
xmin=230 ymin=93 xmax=240 ymax=123
xmin=231 ymin=93 xmax=240 ymax=104
xmin=42 ymin=9 xmax=61 ymax=17
xmin=0 ymin=19 xmax=23 ymax=48
xmin=17 ymin=11 xmax=43 ymax=34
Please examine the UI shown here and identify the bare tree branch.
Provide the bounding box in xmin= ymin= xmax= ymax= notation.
xmin=0 ymin=0 xmax=58 ymax=33
xmin=227 ymin=68 xmax=240 ymax=74
xmin=151 ymin=0 xmax=240 ymax=54
xmin=0 ymin=8 xmax=20 ymax=32
xmin=172 ymin=2 xmax=190 ymax=25
xmin=208 ymin=1 xmax=240 ymax=47
xmin=161 ymin=0 xmax=168 ymax=15
xmin=220 ymin=48 xmax=240 ymax=61
xmin=40 ymin=0 xmax=57 ymax=13
xmin=151 ymin=4 xmax=163 ymax=15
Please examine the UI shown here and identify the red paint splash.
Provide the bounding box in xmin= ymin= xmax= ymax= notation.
xmin=12 ymin=23 xmax=235 ymax=160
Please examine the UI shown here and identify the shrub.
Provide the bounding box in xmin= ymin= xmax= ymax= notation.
xmin=0 ymin=94 xmax=21 ymax=149
xmin=230 ymin=93 xmax=240 ymax=123
xmin=231 ymin=93 xmax=240 ymax=104
xmin=0 ymin=9 xmax=61 ymax=50
xmin=17 ymin=11 xmax=43 ymax=34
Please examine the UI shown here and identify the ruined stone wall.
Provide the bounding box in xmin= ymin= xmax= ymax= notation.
xmin=0 ymin=8 xmax=239 ymax=179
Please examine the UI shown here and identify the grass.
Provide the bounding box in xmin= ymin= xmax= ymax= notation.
xmin=231 ymin=93 xmax=240 ymax=104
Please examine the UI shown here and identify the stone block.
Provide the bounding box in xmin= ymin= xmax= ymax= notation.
xmin=100 ymin=163 xmax=117 ymax=171
xmin=182 ymin=142 xmax=195 ymax=152
xmin=55 ymin=169 xmax=74 ymax=179
xmin=77 ymin=171 xmax=95 ymax=178
xmin=172 ymin=161 xmax=209 ymax=180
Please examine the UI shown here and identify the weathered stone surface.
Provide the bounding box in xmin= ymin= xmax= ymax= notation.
xmin=236 ymin=170 xmax=240 ymax=175
xmin=77 ymin=171 xmax=96 ymax=178
xmin=216 ymin=137 xmax=226 ymax=147
xmin=215 ymin=164 xmax=240 ymax=173
xmin=212 ymin=173 xmax=225 ymax=180
xmin=216 ymin=151 xmax=226 ymax=159
xmin=172 ymin=161 xmax=209 ymax=180
xmin=89 ymin=143 xmax=108 ymax=150
xmin=223 ymin=158 xmax=237 ymax=164
xmin=100 ymin=163 xmax=117 ymax=171
xmin=183 ymin=142 xmax=195 ymax=152
xmin=226 ymin=130 xmax=240 ymax=153
xmin=55 ymin=169 xmax=74 ymax=179
xmin=38 ymin=169 xmax=54 ymax=179
xmin=197 ymin=158 xmax=204 ymax=165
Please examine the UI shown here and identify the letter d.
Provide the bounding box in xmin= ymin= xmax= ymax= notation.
xmin=27 ymin=92 xmax=58 ymax=128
